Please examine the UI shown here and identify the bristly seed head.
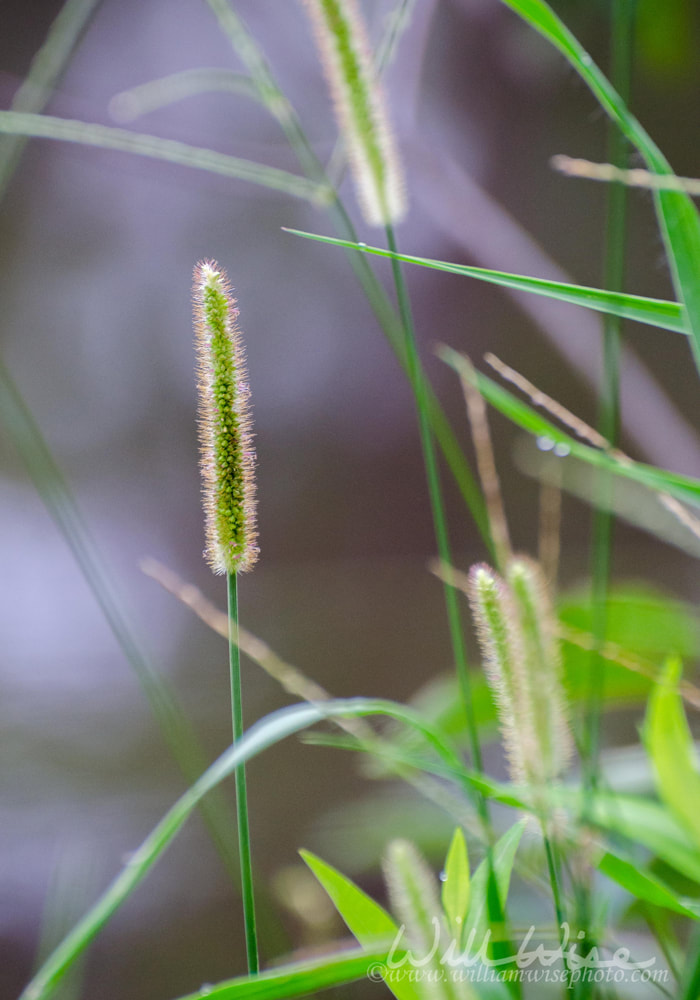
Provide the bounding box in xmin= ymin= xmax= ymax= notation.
xmin=193 ymin=260 xmax=258 ymax=575
xmin=301 ymin=0 xmax=406 ymax=226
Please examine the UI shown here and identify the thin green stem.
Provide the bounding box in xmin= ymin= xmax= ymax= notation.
xmin=580 ymin=4 xmax=635 ymax=996
xmin=543 ymin=833 xmax=570 ymax=991
xmin=584 ymin=0 xmax=635 ymax=798
xmin=385 ymin=223 xmax=485 ymax=790
xmin=227 ymin=572 xmax=259 ymax=974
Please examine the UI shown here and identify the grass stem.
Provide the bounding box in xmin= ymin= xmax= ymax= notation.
xmin=227 ymin=572 xmax=259 ymax=974
xmin=384 ymin=223 xmax=485 ymax=794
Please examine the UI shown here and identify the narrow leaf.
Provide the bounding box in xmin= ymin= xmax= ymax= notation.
xmin=598 ymin=851 xmax=700 ymax=920
xmin=300 ymin=851 xmax=398 ymax=943
xmin=462 ymin=821 xmax=526 ymax=950
xmin=645 ymin=659 xmax=700 ymax=847
xmin=170 ymin=947 xmax=387 ymax=1000
xmin=496 ymin=0 xmax=700 ymax=371
xmin=301 ymin=851 xmax=421 ymax=1000
xmin=0 ymin=111 xmax=329 ymax=202
xmin=440 ymin=348 xmax=700 ymax=510
xmin=21 ymin=696 xmax=461 ymax=1000
xmin=282 ymin=229 xmax=686 ymax=335
xmin=441 ymin=827 xmax=470 ymax=947
xmin=574 ymin=792 xmax=700 ymax=884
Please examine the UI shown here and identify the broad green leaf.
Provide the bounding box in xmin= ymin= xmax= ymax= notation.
xmin=441 ymin=828 xmax=470 ymax=946
xmin=495 ymin=0 xmax=700 ymax=374
xmin=462 ymin=821 xmax=526 ymax=949
xmin=282 ymin=229 xmax=686 ymax=335
xmin=597 ymin=851 xmax=700 ymax=920
xmin=301 ymin=851 xmax=421 ymax=1000
xmin=645 ymin=659 xmax=700 ymax=847
xmin=21 ymin=696 xmax=461 ymax=1000
xmin=171 ymin=948 xmax=388 ymax=1000
xmin=0 ymin=111 xmax=329 ymax=202
xmin=441 ymin=349 xmax=700 ymax=510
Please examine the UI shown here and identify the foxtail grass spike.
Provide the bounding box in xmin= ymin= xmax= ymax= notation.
xmin=507 ymin=557 xmax=574 ymax=781
xmin=468 ymin=561 xmax=574 ymax=792
xmin=467 ymin=565 xmax=531 ymax=786
xmin=193 ymin=260 xmax=258 ymax=575
xmin=301 ymin=0 xmax=406 ymax=226
xmin=383 ymin=840 xmax=461 ymax=1000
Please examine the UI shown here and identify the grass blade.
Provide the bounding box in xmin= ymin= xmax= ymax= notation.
xmin=169 ymin=948 xmax=392 ymax=1000
xmin=20 ymin=696 xmax=472 ymax=1000
xmin=496 ymin=0 xmax=700 ymax=371
xmin=282 ymin=230 xmax=686 ymax=335
xmin=0 ymin=357 xmax=241 ymax=883
xmin=0 ymin=111 xmax=329 ymax=202
xmin=598 ymin=851 xmax=700 ymax=919
xmin=644 ymin=659 xmax=700 ymax=847
xmin=0 ymin=0 xmax=102 ymax=198
xmin=109 ymin=68 xmax=260 ymax=122
xmin=461 ymin=820 xmax=526 ymax=949
xmin=439 ymin=350 xmax=700 ymax=509
xmin=441 ymin=827 xmax=470 ymax=946
xmin=301 ymin=850 xmax=419 ymax=1000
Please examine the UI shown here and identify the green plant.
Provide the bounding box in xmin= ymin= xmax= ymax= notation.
xmin=3 ymin=1 xmax=700 ymax=998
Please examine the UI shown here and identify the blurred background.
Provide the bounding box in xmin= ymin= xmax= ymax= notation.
xmin=1 ymin=0 xmax=699 ymax=997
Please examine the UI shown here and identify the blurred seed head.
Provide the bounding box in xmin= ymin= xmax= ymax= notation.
xmin=301 ymin=0 xmax=406 ymax=226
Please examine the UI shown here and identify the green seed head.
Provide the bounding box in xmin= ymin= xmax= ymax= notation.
xmin=468 ymin=564 xmax=532 ymax=785
xmin=507 ymin=557 xmax=573 ymax=779
xmin=302 ymin=0 xmax=406 ymax=226
xmin=193 ymin=260 xmax=258 ymax=575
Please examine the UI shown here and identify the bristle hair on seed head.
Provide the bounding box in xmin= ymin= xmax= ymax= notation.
xmin=507 ymin=556 xmax=574 ymax=776
xmin=301 ymin=0 xmax=406 ymax=226
xmin=467 ymin=564 xmax=533 ymax=786
xmin=383 ymin=839 xmax=448 ymax=985
xmin=193 ymin=259 xmax=258 ymax=575
xmin=468 ymin=559 xmax=574 ymax=794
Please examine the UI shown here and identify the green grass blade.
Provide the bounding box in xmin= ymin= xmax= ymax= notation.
xmin=109 ymin=68 xmax=259 ymax=122
xmin=644 ymin=659 xmax=700 ymax=847
xmin=20 ymin=697 xmax=470 ymax=1000
xmin=300 ymin=852 xmax=399 ymax=942
xmin=462 ymin=820 xmax=526 ymax=948
xmin=581 ymin=793 xmax=700 ymax=884
xmin=598 ymin=851 xmax=700 ymax=919
xmin=439 ymin=349 xmax=700 ymax=509
xmin=496 ymin=0 xmax=700 ymax=371
xmin=0 ymin=0 xmax=102 ymax=199
xmin=0 ymin=356 xmax=240 ymax=884
xmin=169 ymin=948 xmax=391 ymax=1000
xmin=301 ymin=851 xmax=419 ymax=1000
xmin=441 ymin=827 xmax=470 ymax=946
xmin=0 ymin=111 xmax=329 ymax=202
xmin=282 ymin=229 xmax=686 ymax=335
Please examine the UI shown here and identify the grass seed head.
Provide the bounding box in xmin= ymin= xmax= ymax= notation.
xmin=301 ymin=0 xmax=406 ymax=226
xmin=193 ymin=260 xmax=258 ymax=575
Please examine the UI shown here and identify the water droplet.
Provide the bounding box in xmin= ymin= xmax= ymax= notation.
xmin=439 ymin=869 xmax=448 ymax=882
xmin=536 ymin=436 xmax=555 ymax=452
xmin=553 ymin=443 xmax=570 ymax=457
xmin=357 ymin=242 xmax=367 ymax=248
